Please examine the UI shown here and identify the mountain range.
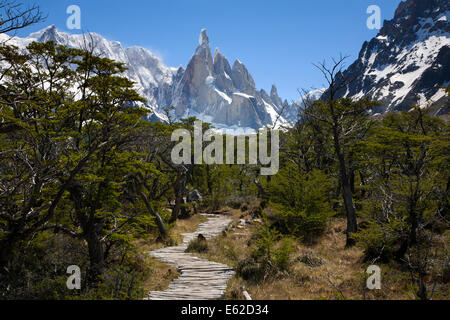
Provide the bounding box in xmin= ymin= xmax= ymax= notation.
xmin=0 ymin=26 xmax=293 ymax=132
xmin=0 ymin=0 xmax=448 ymax=130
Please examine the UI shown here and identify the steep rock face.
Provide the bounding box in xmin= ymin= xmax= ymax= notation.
xmin=270 ymin=85 xmax=283 ymax=109
xmin=335 ymin=0 xmax=449 ymax=113
xmin=171 ymin=29 xmax=288 ymax=129
xmin=213 ymin=49 xmax=234 ymax=93
xmin=231 ymin=60 xmax=256 ymax=94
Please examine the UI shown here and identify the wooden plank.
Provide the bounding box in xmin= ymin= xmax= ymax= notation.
xmin=146 ymin=214 xmax=235 ymax=301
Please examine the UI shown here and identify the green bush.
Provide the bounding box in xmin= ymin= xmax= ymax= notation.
xmin=236 ymin=218 xmax=295 ymax=283
xmin=265 ymin=169 xmax=334 ymax=243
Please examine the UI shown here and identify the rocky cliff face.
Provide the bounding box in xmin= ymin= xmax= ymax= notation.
xmin=1 ymin=27 xmax=292 ymax=130
xmin=172 ymin=29 xmax=289 ymax=129
xmin=335 ymin=0 xmax=449 ymax=114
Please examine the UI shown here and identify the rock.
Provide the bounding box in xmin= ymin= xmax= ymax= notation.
xmin=172 ymin=29 xmax=291 ymax=129
xmin=197 ymin=234 xmax=206 ymax=241
xmin=270 ymin=84 xmax=283 ymax=108
xmin=187 ymin=190 xmax=203 ymax=202
xmin=231 ymin=59 xmax=256 ymax=93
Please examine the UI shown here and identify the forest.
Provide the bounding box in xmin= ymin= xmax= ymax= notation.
xmin=0 ymin=2 xmax=449 ymax=301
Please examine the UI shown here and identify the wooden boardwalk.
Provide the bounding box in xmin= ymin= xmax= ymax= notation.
xmin=146 ymin=214 xmax=235 ymax=300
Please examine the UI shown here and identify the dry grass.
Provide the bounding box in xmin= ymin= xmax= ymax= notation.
xmin=140 ymin=256 xmax=180 ymax=294
xmin=193 ymin=211 xmax=449 ymax=300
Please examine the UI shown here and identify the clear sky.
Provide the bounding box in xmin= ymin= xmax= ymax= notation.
xmin=15 ymin=0 xmax=403 ymax=101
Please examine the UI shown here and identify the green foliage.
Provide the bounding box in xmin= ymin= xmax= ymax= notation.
xmin=266 ymin=169 xmax=334 ymax=242
xmin=1 ymin=36 xmax=448 ymax=300
xmin=354 ymin=109 xmax=449 ymax=261
xmin=0 ymin=40 xmax=158 ymax=298
xmin=236 ymin=217 xmax=295 ymax=283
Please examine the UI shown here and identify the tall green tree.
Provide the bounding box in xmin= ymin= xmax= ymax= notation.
xmin=356 ymin=107 xmax=449 ymax=299
xmin=0 ymin=42 xmax=99 ymax=272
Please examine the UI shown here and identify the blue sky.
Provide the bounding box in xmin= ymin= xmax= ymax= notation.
xmin=15 ymin=0 xmax=403 ymax=101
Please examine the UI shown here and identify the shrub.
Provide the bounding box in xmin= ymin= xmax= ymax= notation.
xmin=185 ymin=237 xmax=208 ymax=253
xmin=226 ymin=198 xmax=243 ymax=210
xmin=236 ymin=218 xmax=295 ymax=283
xmin=266 ymin=169 xmax=334 ymax=243
xmin=298 ymin=252 xmax=324 ymax=267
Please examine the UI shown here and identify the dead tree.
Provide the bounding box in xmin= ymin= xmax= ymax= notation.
xmin=0 ymin=1 xmax=44 ymax=34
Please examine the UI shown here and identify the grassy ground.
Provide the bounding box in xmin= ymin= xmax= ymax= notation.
xmin=190 ymin=209 xmax=450 ymax=300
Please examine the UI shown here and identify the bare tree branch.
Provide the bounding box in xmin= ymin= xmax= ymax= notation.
xmin=0 ymin=1 xmax=45 ymax=34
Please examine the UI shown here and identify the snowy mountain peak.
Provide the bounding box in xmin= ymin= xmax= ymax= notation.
xmin=170 ymin=29 xmax=293 ymax=129
xmin=270 ymin=85 xmax=279 ymax=98
xmin=335 ymin=0 xmax=449 ymax=114
xmin=28 ymin=24 xmax=57 ymax=39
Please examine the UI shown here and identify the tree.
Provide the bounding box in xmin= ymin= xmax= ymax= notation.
xmin=58 ymin=48 xmax=152 ymax=282
xmin=356 ymin=108 xmax=449 ymax=299
xmin=0 ymin=42 xmax=100 ymax=273
xmin=301 ymin=56 xmax=376 ymax=246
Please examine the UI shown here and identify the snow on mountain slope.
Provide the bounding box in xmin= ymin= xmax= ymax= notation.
xmin=0 ymin=25 xmax=177 ymax=121
xmin=335 ymin=0 xmax=449 ymax=113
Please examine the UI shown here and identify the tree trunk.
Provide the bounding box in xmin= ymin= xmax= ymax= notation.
xmin=342 ymin=182 xmax=358 ymax=247
xmin=138 ymin=191 xmax=168 ymax=238
xmin=417 ymin=273 xmax=428 ymax=300
xmin=206 ymin=165 xmax=213 ymax=195
xmin=171 ymin=193 xmax=183 ymax=223
xmin=171 ymin=170 xmax=187 ymax=223
xmin=86 ymin=231 xmax=105 ymax=284
xmin=0 ymin=228 xmax=24 ymax=274
xmin=396 ymin=195 xmax=419 ymax=260
xmin=333 ymin=129 xmax=358 ymax=247
xmin=0 ymin=239 xmax=14 ymax=274
xmin=333 ymin=125 xmax=358 ymax=248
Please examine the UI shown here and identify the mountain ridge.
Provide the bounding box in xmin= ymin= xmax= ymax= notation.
xmin=334 ymin=0 xmax=449 ymax=114
xmin=1 ymin=26 xmax=293 ymax=131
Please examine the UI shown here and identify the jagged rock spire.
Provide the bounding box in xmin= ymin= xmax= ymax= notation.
xmin=199 ymin=29 xmax=209 ymax=47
